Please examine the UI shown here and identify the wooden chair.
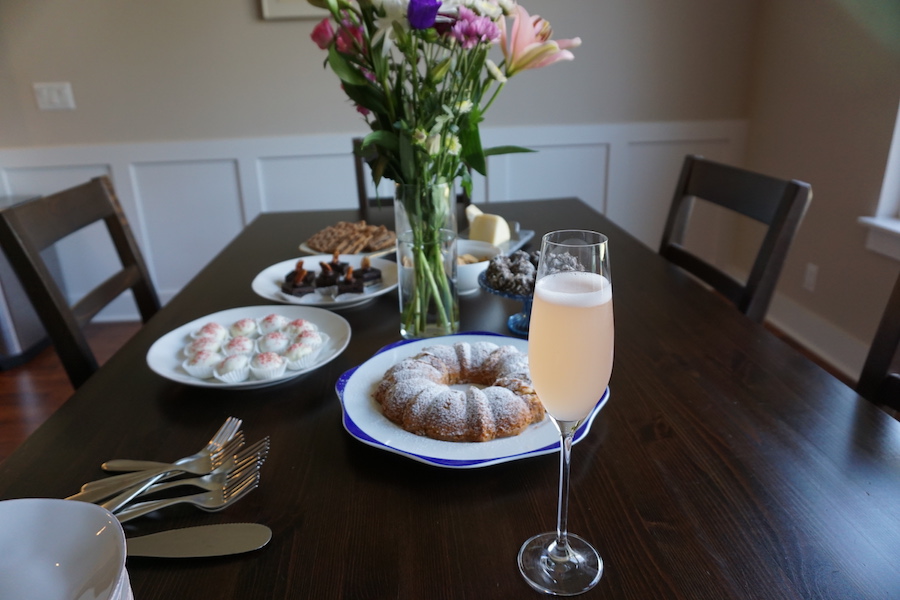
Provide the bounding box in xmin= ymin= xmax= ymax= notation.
xmin=659 ymin=155 xmax=812 ymax=323
xmin=353 ymin=137 xmax=471 ymax=222
xmin=857 ymin=272 xmax=900 ymax=411
xmin=0 ymin=176 xmax=160 ymax=389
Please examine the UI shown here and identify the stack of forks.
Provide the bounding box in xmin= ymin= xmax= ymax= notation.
xmin=67 ymin=417 xmax=268 ymax=523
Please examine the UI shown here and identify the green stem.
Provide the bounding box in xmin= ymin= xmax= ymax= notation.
xmin=482 ymin=81 xmax=506 ymax=114
xmin=397 ymin=183 xmax=458 ymax=337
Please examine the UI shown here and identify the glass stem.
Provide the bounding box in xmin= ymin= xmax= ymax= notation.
xmin=552 ymin=420 xmax=578 ymax=561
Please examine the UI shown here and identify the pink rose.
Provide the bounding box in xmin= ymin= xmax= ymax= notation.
xmin=311 ymin=18 xmax=335 ymax=49
xmin=336 ymin=20 xmax=365 ymax=55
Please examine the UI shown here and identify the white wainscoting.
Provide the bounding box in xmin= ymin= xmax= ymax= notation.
xmin=0 ymin=120 xmax=747 ymax=319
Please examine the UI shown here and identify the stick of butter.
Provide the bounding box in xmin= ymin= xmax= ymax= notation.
xmin=469 ymin=213 xmax=511 ymax=245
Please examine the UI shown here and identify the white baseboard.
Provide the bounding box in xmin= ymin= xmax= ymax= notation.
xmin=766 ymin=292 xmax=867 ymax=383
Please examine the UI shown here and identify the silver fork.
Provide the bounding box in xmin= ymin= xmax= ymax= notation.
xmin=115 ymin=467 xmax=261 ymax=523
xmin=76 ymin=431 xmax=247 ymax=499
xmin=98 ymin=434 xmax=247 ymax=513
xmin=82 ymin=417 xmax=242 ymax=478
xmin=131 ymin=437 xmax=269 ymax=497
xmin=80 ymin=430 xmax=247 ymax=495
xmin=68 ymin=417 xmax=242 ymax=503
xmin=83 ymin=417 xmax=244 ymax=480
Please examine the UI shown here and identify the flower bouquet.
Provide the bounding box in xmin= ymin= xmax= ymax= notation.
xmin=310 ymin=0 xmax=580 ymax=337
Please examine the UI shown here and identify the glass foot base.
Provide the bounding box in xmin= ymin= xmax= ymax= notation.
xmin=518 ymin=532 xmax=602 ymax=596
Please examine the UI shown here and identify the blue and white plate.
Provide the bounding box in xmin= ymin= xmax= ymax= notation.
xmin=336 ymin=332 xmax=609 ymax=468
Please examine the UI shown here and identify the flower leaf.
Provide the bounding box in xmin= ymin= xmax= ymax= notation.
xmin=399 ymin=133 xmax=416 ymax=183
xmin=483 ymin=145 xmax=536 ymax=156
xmin=327 ymin=45 xmax=369 ymax=87
xmin=362 ymin=130 xmax=399 ymax=153
xmin=428 ymin=57 xmax=452 ymax=85
xmin=342 ymin=83 xmax=388 ymax=115
xmin=459 ymin=112 xmax=487 ymax=176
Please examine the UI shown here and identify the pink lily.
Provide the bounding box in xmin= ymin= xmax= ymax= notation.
xmin=500 ymin=5 xmax=581 ymax=77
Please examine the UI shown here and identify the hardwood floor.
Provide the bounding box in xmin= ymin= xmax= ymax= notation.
xmin=0 ymin=321 xmax=141 ymax=463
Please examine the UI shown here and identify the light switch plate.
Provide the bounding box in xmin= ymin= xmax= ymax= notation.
xmin=33 ymin=82 xmax=76 ymax=110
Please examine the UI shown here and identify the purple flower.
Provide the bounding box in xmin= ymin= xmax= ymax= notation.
xmin=408 ymin=0 xmax=442 ymax=30
xmin=450 ymin=7 xmax=501 ymax=49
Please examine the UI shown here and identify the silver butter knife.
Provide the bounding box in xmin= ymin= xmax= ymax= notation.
xmin=127 ymin=523 xmax=272 ymax=558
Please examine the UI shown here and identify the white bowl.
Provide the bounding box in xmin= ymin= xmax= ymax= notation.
xmin=457 ymin=239 xmax=501 ymax=295
xmin=0 ymin=498 xmax=127 ymax=600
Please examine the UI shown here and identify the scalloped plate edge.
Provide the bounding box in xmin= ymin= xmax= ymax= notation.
xmin=335 ymin=332 xmax=609 ymax=469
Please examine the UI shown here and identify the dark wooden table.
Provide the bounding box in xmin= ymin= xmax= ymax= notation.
xmin=1 ymin=199 xmax=898 ymax=599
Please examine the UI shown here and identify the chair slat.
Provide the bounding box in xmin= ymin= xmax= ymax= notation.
xmin=71 ymin=267 xmax=144 ymax=328
xmin=0 ymin=176 xmax=160 ymax=389
xmin=659 ymin=155 xmax=812 ymax=323
xmin=857 ymin=273 xmax=900 ymax=410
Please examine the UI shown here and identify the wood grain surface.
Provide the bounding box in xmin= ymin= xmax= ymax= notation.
xmin=0 ymin=199 xmax=896 ymax=600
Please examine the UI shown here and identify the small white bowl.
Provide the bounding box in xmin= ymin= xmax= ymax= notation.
xmin=0 ymin=498 xmax=127 ymax=600
xmin=457 ymin=239 xmax=501 ymax=295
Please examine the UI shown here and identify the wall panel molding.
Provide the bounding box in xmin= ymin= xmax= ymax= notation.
xmin=0 ymin=119 xmax=747 ymax=318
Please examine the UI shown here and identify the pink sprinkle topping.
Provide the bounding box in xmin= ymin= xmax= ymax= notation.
xmin=253 ymin=352 xmax=283 ymax=367
xmin=225 ymin=336 xmax=253 ymax=353
xmin=188 ymin=350 xmax=218 ymax=366
xmin=187 ymin=337 xmax=217 ymax=355
xmin=219 ymin=354 xmax=249 ymax=372
xmin=199 ymin=322 xmax=226 ymax=336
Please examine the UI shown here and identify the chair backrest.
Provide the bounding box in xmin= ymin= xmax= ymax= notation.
xmin=659 ymin=154 xmax=812 ymax=323
xmin=0 ymin=176 xmax=160 ymax=389
xmin=353 ymin=137 xmax=471 ymax=222
xmin=857 ymin=272 xmax=900 ymax=410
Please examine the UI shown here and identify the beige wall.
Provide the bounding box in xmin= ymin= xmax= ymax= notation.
xmin=2 ymin=0 xmax=899 ymax=375
xmin=743 ymin=0 xmax=900 ymax=349
xmin=0 ymin=0 xmax=757 ymax=147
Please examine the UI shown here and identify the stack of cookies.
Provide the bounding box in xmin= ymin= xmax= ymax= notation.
xmin=305 ymin=221 xmax=396 ymax=254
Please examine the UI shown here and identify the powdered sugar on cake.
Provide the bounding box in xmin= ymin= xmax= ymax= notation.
xmin=374 ymin=341 xmax=545 ymax=442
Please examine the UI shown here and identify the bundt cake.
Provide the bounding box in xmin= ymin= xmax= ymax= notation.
xmin=373 ymin=341 xmax=545 ymax=442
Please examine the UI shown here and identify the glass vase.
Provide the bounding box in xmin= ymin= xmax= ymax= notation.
xmin=394 ymin=182 xmax=460 ymax=339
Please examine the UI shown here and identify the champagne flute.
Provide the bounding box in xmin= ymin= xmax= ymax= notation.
xmin=518 ymin=230 xmax=613 ymax=596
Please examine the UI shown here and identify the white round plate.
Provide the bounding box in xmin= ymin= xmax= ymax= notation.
xmin=336 ymin=332 xmax=609 ymax=468
xmin=299 ymin=242 xmax=396 ymax=258
xmin=147 ymin=305 xmax=351 ymax=389
xmin=0 ymin=498 xmax=126 ymax=600
xmin=251 ymin=255 xmax=398 ymax=309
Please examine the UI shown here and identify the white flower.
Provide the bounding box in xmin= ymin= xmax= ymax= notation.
xmin=371 ymin=0 xmax=410 ymax=53
xmin=457 ymin=99 xmax=474 ymax=113
xmin=371 ymin=0 xmax=409 ymax=11
xmin=442 ymin=0 xmax=513 ymax=18
xmin=496 ymin=0 xmax=516 ymax=16
xmin=412 ymin=128 xmax=428 ymax=145
xmin=425 ymin=134 xmax=441 ymax=155
xmin=471 ymin=1 xmax=502 ymax=19
xmin=446 ymin=135 xmax=462 ymax=156
xmin=485 ymin=59 xmax=507 ymax=83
